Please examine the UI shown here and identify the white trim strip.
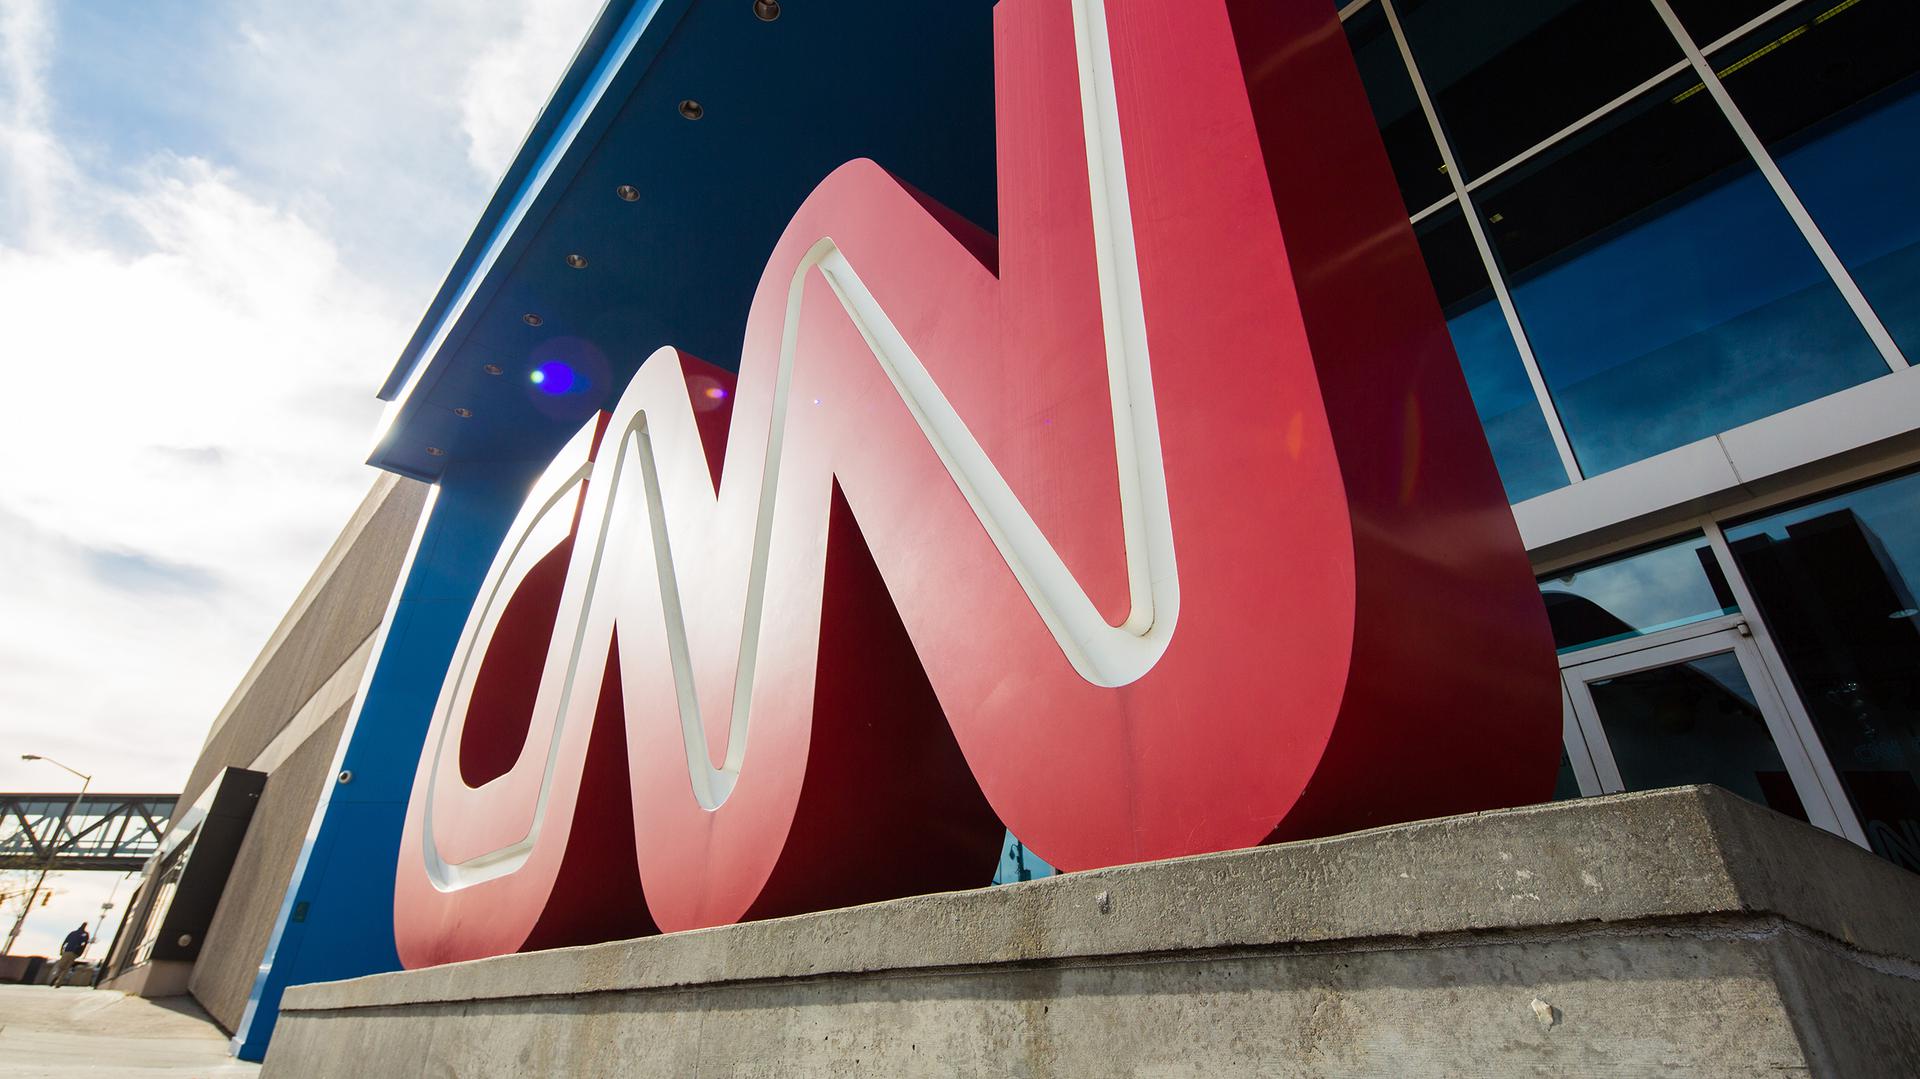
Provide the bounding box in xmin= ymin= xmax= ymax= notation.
xmin=1462 ymin=61 xmax=1689 ymax=195
xmin=1380 ymin=0 xmax=1585 ymax=484
xmin=1448 ymin=1 xmax=1808 ymax=200
xmin=244 ymin=636 xmax=378 ymax=777
xmin=1397 ymin=1 xmax=1803 ymax=206
xmin=1702 ymin=0 xmax=1812 ymax=59
xmin=1408 ymin=193 xmax=1456 ymax=225
xmin=1700 ymin=521 xmax=1868 ymax=847
xmin=1648 ymin=0 xmax=1908 ymax=372
xmin=231 ymin=481 xmax=445 ymax=1056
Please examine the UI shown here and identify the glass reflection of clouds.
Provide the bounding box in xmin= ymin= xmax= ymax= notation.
xmin=1339 ymin=0 xmax=1918 ymax=498
xmin=1412 ymin=207 xmax=1571 ymax=505
xmin=1718 ymin=0 xmax=1920 ymax=365
xmin=1447 ymin=295 xmax=1569 ymax=503
xmin=1483 ymin=72 xmax=1884 ymax=479
xmin=1538 ymin=533 xmax=1738 ymax=654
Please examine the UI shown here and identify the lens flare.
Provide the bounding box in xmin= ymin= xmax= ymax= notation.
xmin=532 ymin=362 xmax=576 ymax=394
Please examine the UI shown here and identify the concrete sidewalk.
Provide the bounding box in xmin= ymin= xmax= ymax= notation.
xmin=0 ymin=985 xmax=257 ymax=1078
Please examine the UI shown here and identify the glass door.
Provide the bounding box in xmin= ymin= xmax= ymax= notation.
xmin=1560 ymin=624 xmax=1847 ymax=833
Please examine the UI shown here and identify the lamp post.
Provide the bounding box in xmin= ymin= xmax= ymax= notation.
xmin=4 ymin=755 xmax=92 ymax=956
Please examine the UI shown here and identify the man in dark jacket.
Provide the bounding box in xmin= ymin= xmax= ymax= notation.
xmin=48 ymin=922 xmax=89 ymax=987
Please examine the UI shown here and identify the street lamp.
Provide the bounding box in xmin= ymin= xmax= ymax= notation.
xmin=4 ymin=755 xmax=92 ymax=956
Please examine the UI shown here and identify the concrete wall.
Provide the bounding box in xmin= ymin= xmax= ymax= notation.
xmin=105 ymin=958 xmax=192 ymax=998
xmin=190 ymin=708 xmax=351 ymax=1032
xmin=107 ymin=475 xmax=426 ymax=1020
xmin=264 ymin=787 xmax=1920 ymax=1078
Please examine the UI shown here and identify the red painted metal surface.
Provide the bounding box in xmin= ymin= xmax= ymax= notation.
xmin=394 ymin=0 xmax=1558 ymax=965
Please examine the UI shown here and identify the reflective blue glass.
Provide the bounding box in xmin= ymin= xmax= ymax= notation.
xmin=1553 ymin=749 xmax=1582 ymax=800
xmin=1538 ymin=532 xmax=1737 ymax=654
xmin=1449 ymin=295 xmax=1566 ymax=503
xmin=1480 ymin=72 xmax=1886 ymax=477
xmin=1587 ymin=651 xmax=1809 ymax=822
xmin=992 ymin=831 xmax=1055 ymax=885
xmin=1415 ymin=209 xmax=1568 ymax=503
xmin=1716 ymin=0 xmax=1920 ymax=363
xmin=1394 ymin=0 xmax=1682 ymax=180
xmin=1724 ymin=468 xmax=1920 ymax=870
xmin=1778 ymin=86 xmax=1920 ymax=361
xmin=1342 ymin=2 xmax=1453 ymax=213
xmin=1667 ymin=0 xmax=1785 ymax=44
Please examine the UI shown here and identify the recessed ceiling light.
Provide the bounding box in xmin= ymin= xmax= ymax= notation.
xmin=425 ymin=446 xmax=446 ymax=456
xmin=565 ymin=253 xmax=588 ymax=269
xmin=522 ymin=313 xmax=543 ymax=327
xmin=678 ymin=99 xmax=704 ymax=120
xmin=483 ymin=363 xmax=503 ymax=375
xmin=453 ymin=407 xmax=473 ymax=418
xmin=616 ymin=184 xmax=640 ymax=202
xmin=753 ymin=0 xmax=781 ymax=21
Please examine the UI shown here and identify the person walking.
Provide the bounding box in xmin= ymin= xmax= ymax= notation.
xmin=48 ymin=922 xmax=89 ymax=987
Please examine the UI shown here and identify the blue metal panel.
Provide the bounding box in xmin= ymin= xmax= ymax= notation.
xmin=377 ymin=0 xmax=686 ymax=410
xmin=372 ymin=0 xmax=998 ymax=485
xmin=232 ymin=459 xmax=544 ymax=1060
xmin=378 ymin=0 xmax=669 ymax=400
xmin=240 ymin=0 xmax=1003 ymax=1059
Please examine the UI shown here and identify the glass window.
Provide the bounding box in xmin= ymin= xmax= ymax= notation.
xmin=132 ymin=831 xmax=197 ymax=967
xmin=1342 ymin=1 xmax=1453 ymax=213
xmin=1477 ymin=70 xmax=1887 ymax=477
xmin=1666 ymin=0 xmax=1786 ymax=46
xmin=1724 ymin=469 xmax=1920 ymax=871
xmin=992 ymin=831 xmax=1055 ymax=885
xmin=1539 ymin=532 xmax=1737 ymax=653
xmin=1553 ymin=749 xmax=1583 ymax=800
xmin=1414 ymin=208 xmax=1568 ymax=502
xmin=1714 ymin=0 xmax=1920 ymax=362
xmin=1394 ymin=0 xmax=1683 ymax=179
xmin=1585 ymin=650 xmax=1810 ymax=821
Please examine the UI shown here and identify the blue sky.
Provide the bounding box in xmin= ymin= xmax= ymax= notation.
xmin=0 ymin=0 xmax=598 ymax=958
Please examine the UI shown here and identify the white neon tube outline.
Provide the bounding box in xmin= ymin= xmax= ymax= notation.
xmin=424 ymin=0 xmax=1176 ymax=886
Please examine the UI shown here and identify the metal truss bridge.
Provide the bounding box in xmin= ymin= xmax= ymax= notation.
xmin=0 ymin=793 xmax=178 ymax=872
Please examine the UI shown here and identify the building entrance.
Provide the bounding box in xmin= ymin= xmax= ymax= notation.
xmin=1538 ymin=465 xmax=1920 ymax=869
xmin=1559 ymin=620 xmax=1848 ymax=836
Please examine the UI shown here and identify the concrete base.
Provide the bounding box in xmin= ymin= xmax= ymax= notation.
xmin=0 ymin=984 xmax=258 ymax=1077
xmin=264 ymin=787 xmax=1920 ymax=1077
xmin=0 ymin=954 xmax=43 ymax=984
xmin=102 ymin=958 xmax=193 ymax=999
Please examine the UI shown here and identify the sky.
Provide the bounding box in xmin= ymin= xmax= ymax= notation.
xmin=0 ymin=0 xmax=600 ymax=960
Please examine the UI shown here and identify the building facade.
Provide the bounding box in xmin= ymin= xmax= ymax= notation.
xmin=102 ymin=477 xmax=425 ymax=1032
xmin=1335 ymin=0 xmax=1919 ymax=866
xmin=124 ymin=0 xmax=1915 ymax=1061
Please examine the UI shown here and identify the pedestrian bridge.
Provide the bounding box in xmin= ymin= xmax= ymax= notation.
xmin=0 ymin=793 xmax=178 ymax=872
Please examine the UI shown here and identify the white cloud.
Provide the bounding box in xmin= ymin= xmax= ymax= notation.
xmin=0 ymin=0 xmax=601 ymax=957
xmin=460 ymin=0 xmax=607 ymax=179
xmin=0 ymin=0 xmax=63 ymax=242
